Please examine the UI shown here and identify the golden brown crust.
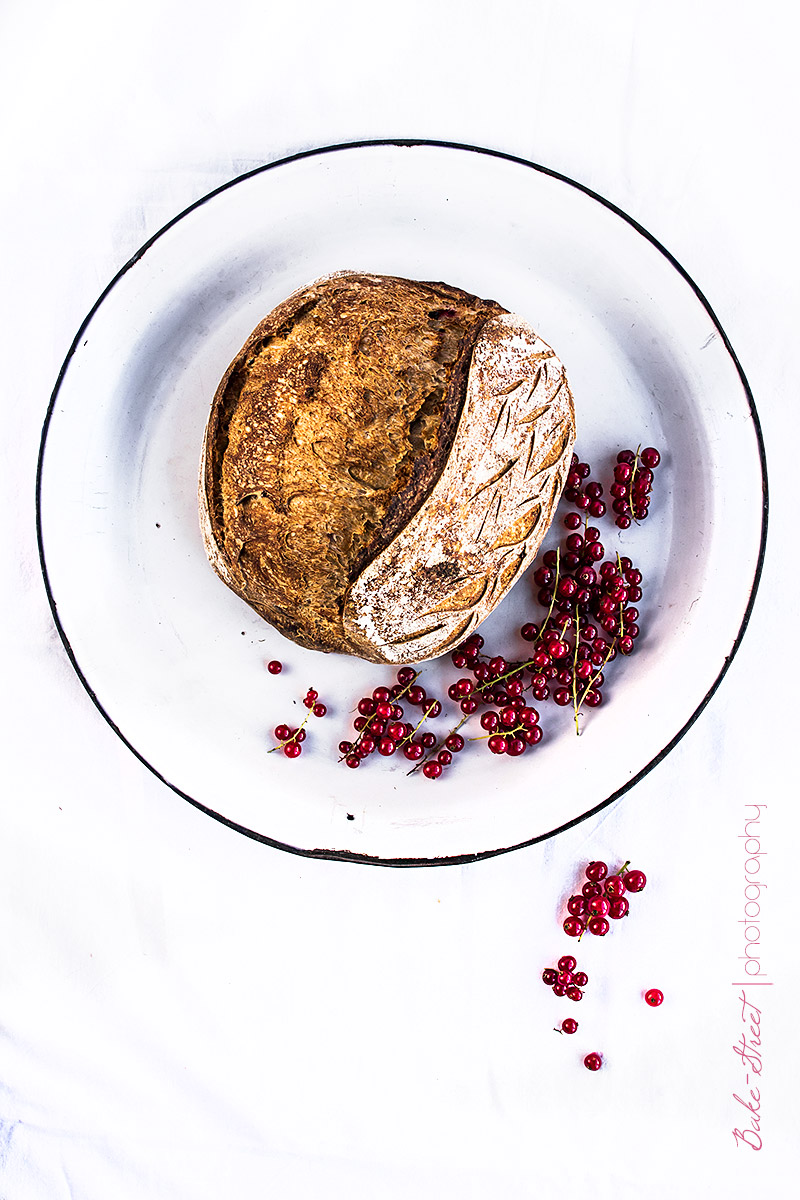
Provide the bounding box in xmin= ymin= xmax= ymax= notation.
xmin=199 ymin=272 xmax=506 ymax=653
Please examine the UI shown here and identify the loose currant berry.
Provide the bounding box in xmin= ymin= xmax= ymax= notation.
xmin=645 ymin=988 xmax=664 ymax=1007
xmin=641 ymin=447 xmax=661 ymax=469
xmin=624 ymin=869 xmax=647 ymax=892
xmin=560 ymin=1018 xmax=578 ymax=1034
xmin=584 ymin=1052 xmax=603 ymax=1071
xmin=345 ymin=755 xmax=360 ymax=769
xmin=558 ymin=955 xmax=577 ymax=973
xmin=274 ymin=724 xmax=292 ymax=742
xmin=542 ymin=968 xmax=558 ymax=986
xmin=422 ymin=761 xmax=443 ymax=779
xmin=313 ymin=702 xmax=327 ymax=717
xmin=573 ymin=971 xmax=588 ymax=987
xmin=585 ymin=861 xmax=608 ymax=882
xmin=608 ymin=897 xmax=629 ymax=920
xmin=267 ymin=660 xmax=283 ymax=674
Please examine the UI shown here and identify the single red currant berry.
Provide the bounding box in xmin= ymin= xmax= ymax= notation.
xmin=481 ymin=711 xmax=499 ymax=732
xmin=560 ymin=1018 xmax=578 ymax=1034
xmin=563 ymin=916 xmax=585 ymax=938
xmin=557 ymin=955 xmax=577 ymax=973
xmin=345 ymin=754 xmax=360 ymax=769
xmin=378 ymin=738 xmax=396 ymax=756
xmin=567 ymin=986 xmax=583 ymax=1002
xmin=422 ymin=761 xmax=443 ymax=779
xmin=267 ymin=660 xmax=283 ymax=674
xmin=585 ymin=860 xmax=608 ymax=882
xmin=283 ymin=741 xmax=302 ymax=758
xmin=397 ymin=667 xmax=416 ymax=686
xmin=582 ymin=881 xmax=602 ymax=899
xmin=551 ymin=983 xmax=567 ymax=997
xmin=587 ymin=895 xmax=610 ymax=917
xmin=403 ymin=741 xmax=424 ymax=761
xmin=488 ymin=735 xmax=508 ymax=755
xmin=557 ymin=971 xmax=573 ymax=987
xmin=437 ymin=750 xmax=453 ymax=767
xmin=313 ymin=702 xmax=327 ymax=718
xmin=573 ymin=971 xmax=588 ymax=987
xmin=274 ymin=724 xmax=291 ymax=742
xmin=645 ymin=988 xmax=664 ymax=1007
xmin=608 ymin=897 xmax=629 ymax=919
xmin=604 ymin=876 xmax=626 ymax=898
xmin=624 ymin=869 xmax=647 ymax=892
xmin=640 ymin=447 xmax=661 ymax=469
xmin=338 ymin=740 xmax=353 ymax=755
xmin=445 ymin=733 xmax=465 ymax=753
xmin=567 ymin=895 xmax=586 ymax=916
xmin=506 ymin=737 xmax=526 ymax=757
xmin=584 ymin=1052 xmax=603 ymax=1071
xmin=587 ymin=916 xmax=609 ymax=936
xmin=542 ymin=968 xmax=558 ymax=986
xmin=421 ymin=732 xmax=437 ymax=749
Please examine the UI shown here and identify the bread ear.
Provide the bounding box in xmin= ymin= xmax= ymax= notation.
xmin=343 ymin=314 xmax=575 ymax=663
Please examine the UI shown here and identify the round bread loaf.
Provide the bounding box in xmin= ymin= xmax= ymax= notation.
xmin=199 ymin=271 xmax=576 ymax=664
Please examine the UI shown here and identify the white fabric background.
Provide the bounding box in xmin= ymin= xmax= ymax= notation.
xmin=1 ymin=0 xmax=796 ymax=1196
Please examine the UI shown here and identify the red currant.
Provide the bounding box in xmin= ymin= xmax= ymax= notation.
xmin=587 ymin=916 xmax=609 ymax=936
xmin=557 ymin=955 xmax=576 ymax=972
xmin=624 ymin=869 xmax=647 ymax=892
xmin=645 ymin=988 xmax=664 ymax=1007
xmin=267 ymin=660 xmax=283 ymax=674
xmin=560 ymin=1018 xmax=578 ymax=1034
xmin=585 ymin=861 xmax=608 ymax=882
xmin=584 ymin=1052 xmax=603 ymax=1071
xmin=563 ymin=916 xmax=585 ymax=938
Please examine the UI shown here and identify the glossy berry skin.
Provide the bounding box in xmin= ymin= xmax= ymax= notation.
xmin=604 ymin=876 xmax=626 ymax=898
xmin=587 ymin=895 xmax=611 ymax=917
xmin=542 ymin=968 xmax=558 ymax=986
xmin=624 ymin=869 xmax=647 ymax=892
xmin=558 ymin=955 xmax=577 ymax=973
xmin=560 ymin=1018 xmax=578 ymax=1034
xmin=645 ymin=988 xmax=664 ymax=1007
xmin=608 ymin=897 xmax=629 ymax=920
xmin=585 ymin=861 xmax=608 ymax=882
xmin=573 ymin=971 xmax=588 ymax=987
xmin=267 ymin=660 xmax=283 ymax=674
xmin=567 ymin=895 xmax=586 ymax=917
xmin=587 ymin=916 xmax=609 ymax=937
xmin=584 ymin=1052 xmax=603 ymax=1072
xmin=567 ymin=985 xmax=583 ymax=1002
xmin=563 ymin=916 xmax=585 ymax=938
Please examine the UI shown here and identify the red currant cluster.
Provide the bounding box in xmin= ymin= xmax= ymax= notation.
xmin=562 ymin=457 xmax=607 ymax=519
xmin=563 ymin=446 xmax=661 ymax=531
xmin=339 ymin=668 xmax=453 ymax=776
xmin=444 ymin=632 xmax=544 ymax=759
xmin=268 ymin=672 xmax=329 ymax=758
xmin=609 ymin=447 xmax=661 ymax=529
xmin=562 ymin=860 xmax=647 ymax=938
xmin=542 ymin=954 xmax=588 ymax=1002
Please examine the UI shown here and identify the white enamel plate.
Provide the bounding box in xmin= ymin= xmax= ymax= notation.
xmin=37 ymin=141 xmax=767 ymax=864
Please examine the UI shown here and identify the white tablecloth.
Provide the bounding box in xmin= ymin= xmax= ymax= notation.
xmin=2 ymin=1 xmax=796 ymax=1196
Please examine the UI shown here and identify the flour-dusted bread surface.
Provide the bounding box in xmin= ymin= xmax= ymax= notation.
xmin=199 ymin=272 xmax=576 ymax=663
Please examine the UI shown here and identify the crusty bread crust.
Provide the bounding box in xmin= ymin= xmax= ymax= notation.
xmin=343 ymin=314 xmax=575 ymax=661
xmin=199 ymin=273 xmax=575 ymax=662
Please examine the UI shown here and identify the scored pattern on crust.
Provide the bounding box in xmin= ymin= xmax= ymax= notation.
xmin=343 ymin=314 xmax=576 ymax=663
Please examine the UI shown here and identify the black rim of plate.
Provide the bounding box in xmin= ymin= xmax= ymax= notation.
xmin=35 ymin=138 xmax=770 ymax=867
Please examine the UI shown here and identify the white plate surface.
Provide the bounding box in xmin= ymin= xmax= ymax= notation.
xmin=38 ymin=141 xmax=766 ymax=864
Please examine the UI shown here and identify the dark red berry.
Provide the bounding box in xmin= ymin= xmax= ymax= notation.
xmin=557 ymin=954 xmax=576 ymax=973
xmin=422 ymin=761 xmax=443 ymax=779
xmin=567 ymin=986 xmax=583 ymax=1002
xmin=267 ymin=660 xmax=283 ymax=674
xmin=645 ymin=988 xmax=664 ymax=1007
xmin=624 ymin=869 xmax=647 ymax=892
xmin=560 ymin=1018 xmax=578 ymax=1034
xmin=584 ymin=1052 xmax=603 ymax=1071
xmin=585 ymin=861 xmax=608 ymax=882
xmin=563 ymin=916 xmax=585 ymax=938
xmin=313 ymin=702 xmax=327 ymax=718
xmin=587 ymin=916 xmax=609 ymax=936
xmin=542 ymin=968 xmax=558 ymax=986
